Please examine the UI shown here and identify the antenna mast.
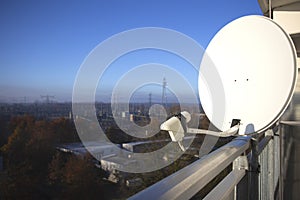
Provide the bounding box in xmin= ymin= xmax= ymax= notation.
xmin=149 ymin=92 xmax=152 ymax=107
xmin=162 ymin=77 xmax=167 ymax=107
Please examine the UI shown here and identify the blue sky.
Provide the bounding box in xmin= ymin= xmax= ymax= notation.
xmin=0 ymin=0 xmax=262 ymax=103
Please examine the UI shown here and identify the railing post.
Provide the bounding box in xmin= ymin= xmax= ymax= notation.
xmin=233 ymin=155 xmax=248 ymax=200
xmin=266 ymin=131 xmax=274 ymax=200
xmin=279 ymin=124 xmax=284 ymax=200
xmin=249 ymin=138 xmax=260 ymax=200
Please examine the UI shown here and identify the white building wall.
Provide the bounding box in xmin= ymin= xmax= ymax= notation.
xmin=271 ymin=1 xmax=300 ymax=120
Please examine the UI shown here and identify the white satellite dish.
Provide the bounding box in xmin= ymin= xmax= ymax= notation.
xmin=160 ymin=15 xmax=297 ymax=151
xmin=199 ymin=15 xmax=297 ymax=134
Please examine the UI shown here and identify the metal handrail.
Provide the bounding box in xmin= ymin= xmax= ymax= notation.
xmin=203 ymin=168 xmax=246 ymax=200
xmin=129 ymin=136 xmax=251 ymax=200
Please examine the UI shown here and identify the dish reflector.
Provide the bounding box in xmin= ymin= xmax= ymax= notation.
xmin=199 ymin=15 xmax=297 ymax=134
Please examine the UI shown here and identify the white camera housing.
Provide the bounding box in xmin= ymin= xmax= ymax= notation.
xmin=160 ymin=111 xmax=240 ymax=151
xmin=160 ymin=116 xmax=184 ymax=142
xmin=160 ymin=111 xmax=191 ymax=142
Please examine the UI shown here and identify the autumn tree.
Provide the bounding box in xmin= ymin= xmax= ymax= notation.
xmin=48 ymin=152 xmax=65 ymax=186
xmin=0 ymin=116 xmax=39 ymax=198
xmin=0 ymin=116 xmax=56 ymax=199
xmin=0 ymin=116 xmax=9 ymax=148
xmin=48 ymin=153 xmax=112 ymax=200
xmin=0 ymin=115 xmax=118 ymax=199
xmin=49 ymin=117 xmax=79 ymax=143
xmin=1 ymin=116 xmax=35 ymax=169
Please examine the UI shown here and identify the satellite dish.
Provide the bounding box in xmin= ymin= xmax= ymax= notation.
xmin=199 ymin=15 xmax=297 ymax=134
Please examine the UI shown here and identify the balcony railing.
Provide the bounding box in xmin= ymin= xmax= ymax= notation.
xmin=129 ymin=123 xmax=295 ymax=200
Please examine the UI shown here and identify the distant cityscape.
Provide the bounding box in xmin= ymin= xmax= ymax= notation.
xmin=0 ymin=98 xmax=226 ymax=199
xmin=0 ymin=77 xmax=211 ymax=199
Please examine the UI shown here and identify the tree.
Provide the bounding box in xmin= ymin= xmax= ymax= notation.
xmin=0 ymin=116 xmax=9 ymax=148
xmin=0 ymin=116 xmax=56 ymax=199
xmin=48 ymin=152 xmax=65 ymax=185
xmin=50 ymin=118 xmax=79 ymax=143
xmin=0 ymin=115 xmax=118 ymax=199
xmin=49 ymin=153 xmax=112 ymax=199
xmin=1 ymin=116 xmax=34 ymax=169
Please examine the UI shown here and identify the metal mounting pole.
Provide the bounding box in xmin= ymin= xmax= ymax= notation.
xmin=269 ymin=0 xmax=272 ymax=19
xmin=249 ymin=137 xmax=260 ymax=200
xmin=279 ymin=124 xmax=284 ymax=200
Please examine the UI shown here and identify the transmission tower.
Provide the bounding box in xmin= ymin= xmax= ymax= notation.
xmin=162 ymin=77 xmax=167 ymax=107
xmin=41 ymin=95 xmax=55 ymax=104
xmin=149 ymin=92 xmax=152 ymax=107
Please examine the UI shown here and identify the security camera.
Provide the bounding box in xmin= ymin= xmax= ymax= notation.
xmin=160 ymin=111 xmax=240 ymax=151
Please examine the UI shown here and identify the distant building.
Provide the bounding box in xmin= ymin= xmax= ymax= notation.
xmin=121 ymin=111 xmax=130 ymax=118
xmin=100 ymin=154 xmax=137 ymax=183
xmin=129 ymin=114 xmax=134 ymax=122
xmin=57 ymin=136 xmax=200 ymax=185
xmin=100 ymin=154 xmax=137 ymax=171
xmin=122 ymin=139 xmax=169 ymax=153
xmin=57 ymin=141 xmax=121 ymax=160
xmin=126 ymin=178 xmax=143 ymax=187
